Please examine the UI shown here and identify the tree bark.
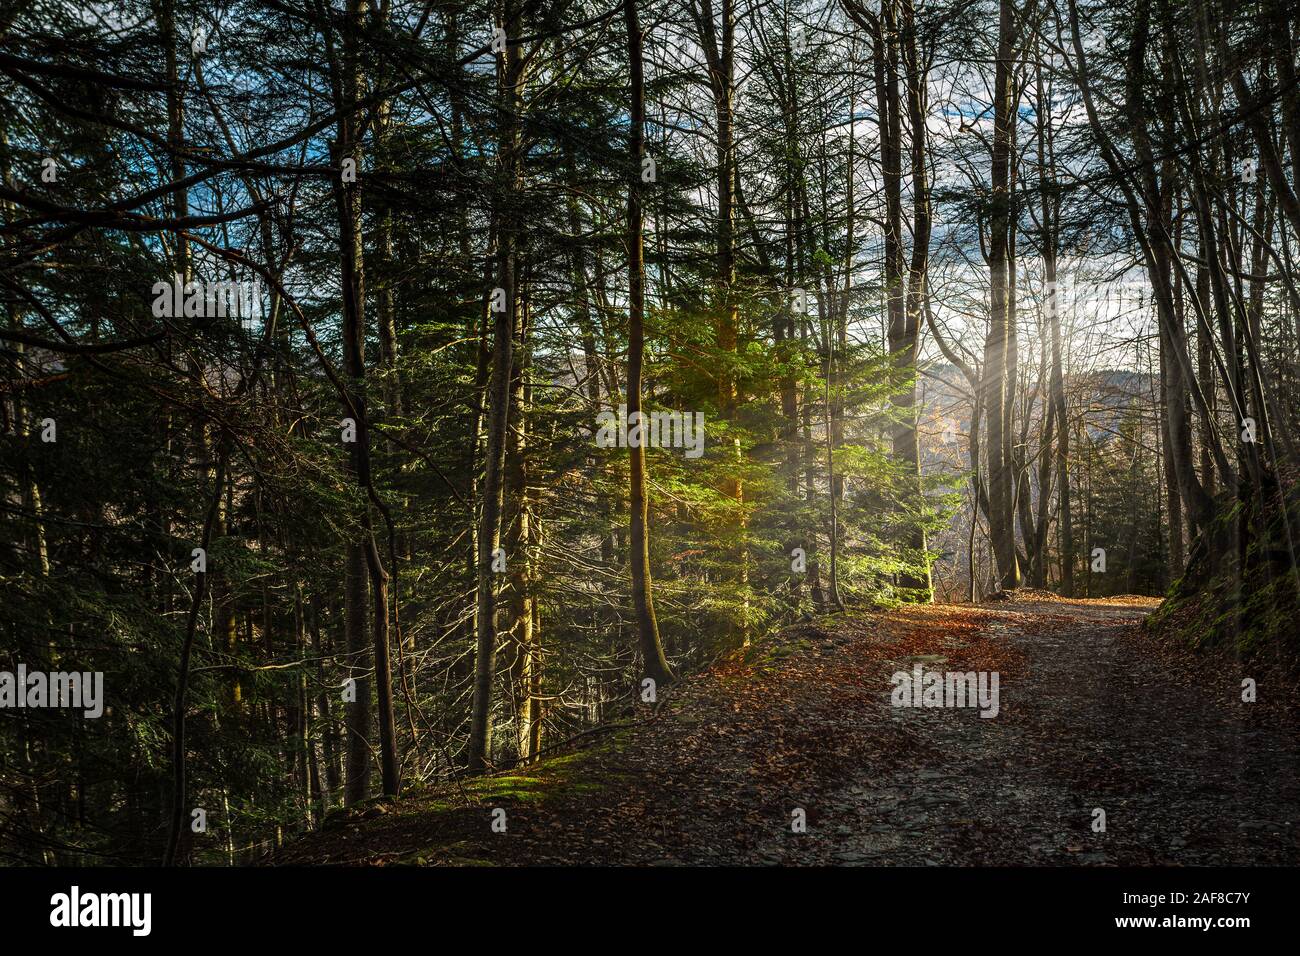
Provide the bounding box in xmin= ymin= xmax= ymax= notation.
xmin=982 ymin=0 xmax=1021 ymax=590
xmin=331 ymin=0 xmax=399 ymax=799
xmin=625 ymin=0 xmax=674 ymax=685
xmin=468 ymin=5 xmax=525 ymax=771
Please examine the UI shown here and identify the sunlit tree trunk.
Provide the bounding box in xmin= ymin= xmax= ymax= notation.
xmin=983 ymin=0 xmax=1021 ymax=590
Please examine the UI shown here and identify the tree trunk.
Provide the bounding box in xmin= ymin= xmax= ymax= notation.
xmin=983 ymin=0 xmax=1021 ymax=590
xmin=331 ymin=0 xmax=399 ymax=799
xmin=469 ymin=7 xmax=525 ymax=771
xmin=625 ymin=0 xmax=674 ymax=685
xmin=899 ymin=0 xmax=933 ymax=599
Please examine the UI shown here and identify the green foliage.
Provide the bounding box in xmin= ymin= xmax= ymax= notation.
xmin=1150 ymin=481 xmax=1300 ymax=660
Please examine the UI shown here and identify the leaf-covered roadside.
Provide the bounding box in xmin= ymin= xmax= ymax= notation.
xmin=270 ymin=595 xmax=1300 ymax=867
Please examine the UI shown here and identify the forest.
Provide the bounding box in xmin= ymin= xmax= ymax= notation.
xmin=1 ymin=0 xmax=1298 ymax=868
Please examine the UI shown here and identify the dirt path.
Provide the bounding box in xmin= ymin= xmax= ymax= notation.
xmin=274 ymin=597 xmax=1300 ymax=866
xmin=798 ymin=598 xmax=1299 ymax=865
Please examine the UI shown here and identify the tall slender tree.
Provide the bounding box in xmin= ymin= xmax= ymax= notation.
xmin=625 ymin=0 xmax=674 ymax=686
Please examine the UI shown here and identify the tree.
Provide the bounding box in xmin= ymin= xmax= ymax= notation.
xmin=625 ymin=0 xmax=674 ymax=686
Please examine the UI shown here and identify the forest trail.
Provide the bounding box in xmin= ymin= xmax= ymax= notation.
xmin=273 ymin=595 xmax=1300 ymax=866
